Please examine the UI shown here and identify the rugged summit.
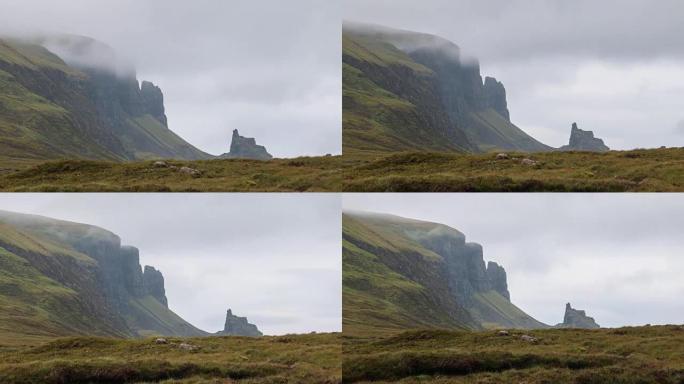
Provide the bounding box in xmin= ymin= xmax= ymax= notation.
xmin=217 ymin=309 xmax=263 ymax=337
xmin=0 ymin=35 xmax=209 ymax=162
xmin=556 ymin=303 xmax=600 ymax=329
xmin=220 ymin=129 xmax=273 ymax=160
xmin=343 ymin=212 xmax=546 ymax=336
xmin=342 ymin=23 xmax=552 ymax=154
xmin=0 ymin=210 xmax=206 ymax=341
xmin=560 ymin=123 xmax=610 ymax=152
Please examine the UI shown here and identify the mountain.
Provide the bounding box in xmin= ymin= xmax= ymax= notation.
xmin=342 ymin=23 xmax=552 ymax=156
xmin=0 ymin=210 xmax=206 ymax=344
xmin=0 ymin=35 xmax=210 ymax=164
xmin=559 ymin=123 xmax=610 ymax=152
xmin=343 ymin=211 xmax=546 ymax=337
xmin=556 ymin=303 xmax=600 ymax=329
xmin=216 ymin=309 xmax=263 ymax=336
xmin=219 ymin=129 xmax=273 ymax=160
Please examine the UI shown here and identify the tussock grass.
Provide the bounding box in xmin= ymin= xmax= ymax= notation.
xmin=0 ymin=333 xmax=341 ymax=384
xmin=342 ymin=326 xmax=684 ymax=383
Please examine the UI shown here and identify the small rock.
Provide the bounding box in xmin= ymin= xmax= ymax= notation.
xmin=660 ymin=146 xmax=667 ymax=149
xmin=179 ymin=342 xmax=199 ymax=351
xmin=521 ymin=158 xmax=537 ymax=166
xmin=497 ymin=330 xmax=509 ymax=336
xmin=153 ymin=161 xmax=168 ymax=168
xmin=154 ymin=338 xmax=168 ymax=344
xmin=520 ymin=334 xmax=538 ymax=343
xmin=179 ymin=166 xmax=202 ymax=177
xmin=496 ymin=153 xmax=509 ymax=160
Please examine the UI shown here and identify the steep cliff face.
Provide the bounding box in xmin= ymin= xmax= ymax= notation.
xmin=559 ymin=123 xmax=610 ymax=152
xmin=220 ymin=129 xmax=273 ymax=160
xmin=342 ymin=23 xmax=551 ymax=155
xmin=556 ymin=303 xmax=600 ymax=329
xmin=0 ymin=210 xmax=205 ymax=341
xmin=216 ymin=309 xmax=263 ymax=337
xmin=0 ymin=35 xmax=210 ymax=163
xmin=343 ymin=211 xmax=546 ymax=336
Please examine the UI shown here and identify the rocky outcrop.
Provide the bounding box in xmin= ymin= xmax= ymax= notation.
xmin=216 ymin=309 xmax=263 ymax=337
xmin=143 ymin=266 xmax=168 ymax=307
xmin=220 ymin=129 xmax=273 ymax=160
xmin=559 ymin=123 xmax=609 ymax=152
xmin=140 ymin=81 xmax=168 ymax=126
xmin=556 ymin=303 xmax=600 ymax=329
xmin=486 ymin=261 xmax=510 ymax=300
xmin=483 ymin=77 xmax=510 ymax=121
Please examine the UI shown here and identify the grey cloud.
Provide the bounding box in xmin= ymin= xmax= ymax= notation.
xmin=0 ymin=0 xmax=341 ymax=157
xmin=0 ymin=193 xmax=342 ymax=335
xmin=343 ymin=194 xmax=684 ymax=327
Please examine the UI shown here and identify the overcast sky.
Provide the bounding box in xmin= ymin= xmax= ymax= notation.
xmin=0 ymin=0 xmax=341 ymax=157
xmin=344 ymin=0 xmax=684 ymax=149
xmin=0 ymin=194 xmax=341 ymax=335
xmin=344 ymin=194 xmax=684 ymax=328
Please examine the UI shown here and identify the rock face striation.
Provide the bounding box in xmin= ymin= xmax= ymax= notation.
xmin=217 ymin=309 xmax=263 ymax=337
xmin=556 ymin=303 xmax=600 ymax=329
xmin=559 ymin=123 xmax=609 ymax=152
xmin=220 ymin=129 xmax=273 ymax=160
xmin=0 ymin=209 xmax=206 ymax=339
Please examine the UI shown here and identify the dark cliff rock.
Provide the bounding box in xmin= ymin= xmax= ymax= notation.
xmin=220 ymin=129 xmax=273 ymax=160
xmin=216 ymin=309 xmax=263 ymax=337
xmin=143 ymin=266 xmax=168 ymax=307
xmin=486 ymin=261 xmax=510 ymax=300
xmin=483 ymin=77 xmax=510 ymax=121
xmin=559 ymin=123 xmax=609 ymax=152
xmin=556 ymin=303 xmax=600 ymax=329
xmin=140 ymin=81 xmax=168 ymax=126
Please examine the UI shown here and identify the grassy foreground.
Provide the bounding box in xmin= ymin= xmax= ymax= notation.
xmin=0 ymin=333 xmax=341 ymax=384
xmin=342 ymin=149 xmax=684 ymax=192
xmin=2 ymin=147 xmax=684 ymax=191
xmin=343 ymin=326 xmax=684 ymax=383
xmin=0 ymin=156 xmax=344 ymax=192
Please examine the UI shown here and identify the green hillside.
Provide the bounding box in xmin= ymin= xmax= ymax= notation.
xmin=0 ymin=210 xmax=205 ymax=346
xmin=0 ymin=36 xmax=209 ymax=165
xmin=343 ymin=212 xmax=543 ymax=337
xmin=342 ymin=24 xmax=551 ymax=155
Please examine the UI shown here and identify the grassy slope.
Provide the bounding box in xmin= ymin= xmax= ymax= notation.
xmin=0 ymin=39 xmax=124 ymax=164
xmin=467 ymin=109 xmax=552 ymax=153
xmin=0 ymin=333 xmax=341 ymax=384
xmin=343 ymin=326 xmax=684 ymax=383
xmin=127 ymin=296 xmax=206 ymax=338
xmin=343 ymin=214 xmax=478 ymax=337
xmin=343 ymin=33 xmax=468 ymax=156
